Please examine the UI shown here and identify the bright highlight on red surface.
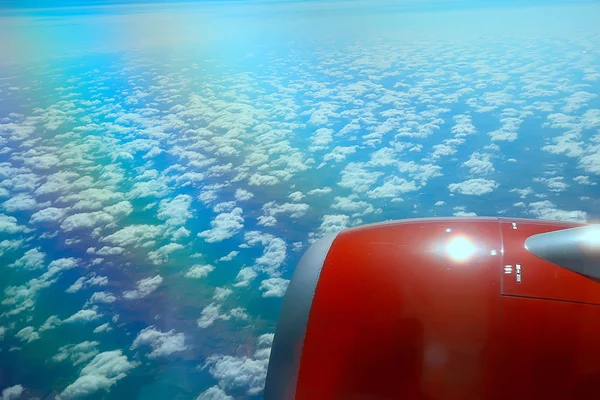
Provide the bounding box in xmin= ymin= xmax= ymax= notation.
xmin=446 ymin=235 xmax=476 ymax=262
xmin=580 ymin=225 xmax=600 ymax=247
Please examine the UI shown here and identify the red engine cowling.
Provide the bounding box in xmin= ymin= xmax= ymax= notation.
xmin=264 ymin=217 xmax=600 ymax=400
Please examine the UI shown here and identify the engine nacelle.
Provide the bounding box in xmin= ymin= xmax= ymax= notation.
xmin=265 ymin=217 xmax=600 ymax=400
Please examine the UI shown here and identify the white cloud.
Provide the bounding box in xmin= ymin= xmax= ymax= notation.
xmin=198 ymin=208 xmax=244 ymax=243
xmin=64 ymin=309 xmax=102 ymax=324
xmin=0 ymin=326 xmax=5 ymax=340
xmin=3 ymin=193 xmax=39 ymax=213
xmin=366 ymin=147 xmax=398 ymax=167
xmin=48 ymin=258 xmax=78 ymax=272
xmin=29 ymin=207 xmax=68 ymax=224
xmin=66 ymin=274 xmax=108 ymax=293
xmin=322 ymin=146 xmax=357 ymax=164
xmin=562 ymin=91 xmax=597 ymax=113
xmin=88 ymin=292 xmax=117 ymax=305
xmin=2 ymin=385 xmax=24 ymax=400
xmin=59 ymin=350 xmax=137 ymax=399
xmin=397 ymin=161 xmax=443 ymax=185
xmin=9 ymin=248 xmax=45 ymax=269
xmin=213 ymin=201 xmax=236 ymax=213
xmin=171 ymin=226 xmax=191 ymax=241
xmin=243 ymin=231 xmax=275 ymax=247
xmin=542 ymin=130 xmax=584 ymax=158
xmin=0 ymin=214 xmax=31 ymax=234
xmin=58 ymin=188 xmax=125 ymax=211
xmin=93 ymin=246 xmax=125 ymax=256
xmin=234 ymin=267 xmax=258 ymax=288
xmin=510 ymin=187 xmax=534 ymax=199
xmin=254 ymin=237 xmax=287 ymax=274
xmin=338 ymin=162 xmax=382 ymax=193
xmin=292 ymin=241 xmax=303 ymax=252
xmin=123 ymin=275 xmax=163 ymax=300
xmin=259 ymin=278 xmax=289 ymax=297
xmin=147 ymin=243 xmax=185 ymax=265
xmin=451 ymin=114 xmax=477 ymax=136
xmin=218 ymin=251 xmax=238 ymax=262
xmin=235 ymin=188 xmax=254 ymax=201
xmin=574 ymin=175 xmax=597 ymax=185
xmin=309 ymin=128 xmax=333 ymax=151
xmin=367 ymin=177 xmax=418 ymax=199
xmin=53 ymin=341 xmax=100 ymax=366
xmin=198 ymin=187 xmax=220 ymax=205
xmin=203 ymin=334 xmax=273 ymax=396
xmin=288 ymin=191 xmax=304 ymax=201
xmin=103 ymin=201 xmax=133 ymax=218
xmin=197 ymin=303 xmax=230 ymax=328
xmin=248 ymin=174 xmax=279 ymax=186
xmin=15 ymin=326 xmax=40 ymax=343
xmin=533 ymin=176 xmax=569 ymax=192
xmin=185 ymin=264 xmax=215 ymax=279
xmin=128 ymin=176 xmax=171 ymax=199
xmin=463 ymin=152 xmax=495 ymax=175
xmin=488 ymin=117 xmax=522 ymax=142
xmin=331 ymin=196 xmax=378 ymax=217
xmin=157 ymin=194 xmax=193 ymax=226
xmin=131 ymin=326 xmax=186 ymax=358
xmin=93 ymin=323 xmax=112 ymax=334
xmin=196 ymin=386 xmax=233 ymax=400
xmin=230 ymin=307 xmax=250 ymax=321
xmin=101 ymin=225 xmax=164 ymax=248
xmin=262 ymin=202 xmax=309 ymax=219
xmin=527 ymin=200 xmax=587 ymax=222
xmin=212 ymin=287 xmax=233 ymax=302
xmin=60 ymin=211 xmax=115 ymax=232
xmin=579 ymin=151 xmax=600 ymax=175
xmin=448 ymin=179 xmax=498 ymax=195
xmin=306 ymin=187 xmax=332 ymax=196
xmin=309 ymin=214 xmax=350 ymax=242
xmin=257 ymin=216 xmax=276 ymax=227
xmin=453 ymin=207 xmax=477 ymax=216
xmin=40 ymin=315 xmax=61 ymax=332
xmin=0 ymin=239 xmax=23 ymax=257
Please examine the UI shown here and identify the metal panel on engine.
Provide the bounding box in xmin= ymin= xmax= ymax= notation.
xmin=499 ymin=218 xmax=600 ymax=304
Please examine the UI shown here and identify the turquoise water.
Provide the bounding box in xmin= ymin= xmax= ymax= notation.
xmin=1 ymin=1 xmax=600 ymax=399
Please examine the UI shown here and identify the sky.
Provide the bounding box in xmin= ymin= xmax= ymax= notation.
xmin=2 ymin=0 xmax=599 ymax=65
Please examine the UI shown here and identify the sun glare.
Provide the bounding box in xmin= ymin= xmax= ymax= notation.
xmin=446 ymin=236 xmax=476 ymax=262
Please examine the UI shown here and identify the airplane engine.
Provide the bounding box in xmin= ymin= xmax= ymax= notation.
xmin=264 ymin=217 xmax=600 ymax=400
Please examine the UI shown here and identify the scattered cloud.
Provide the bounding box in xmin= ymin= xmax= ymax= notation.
xmin=123 ymin=275 xmax=163 ymax=300
xmin=9 ymin=248 xmax=45 ymax=269
xmin=2 ymin=385 xmax=24 ymax=400
xmin=198 ymin=208 xmax=244 ymax=243
xmin=131 ymin=326 xmax=186 ymax=358
xmin=259 ymin=278 xmax=290 ymax=297
xmin=448 ymin=179 xmax=499 ymax=196
xmin=526 ymin=200 xmax=587 ymax=222
xmin=157 ymin=195 xmax=193 ymax=226
xmin=15 ymin=326 xmax=40 ymax=343
xmin=185 ymin=264 xmax=215 ymax=279
xmin=59 ymin=351 xmax=137 ymax=399
xmin=197 ymin=303 xmax=230 ymax=328
xmin=101 ymin=225 xmax=164 ymax=248
xmin=203 ymin=334 xmax=273 ymax=396
xmin=64 ymin=309 xmax=102 ymax=324
xmin=196 ymin=386 xmax=234 ymax=400
xmin=147 ymin=243 xmax=185 ymax=265
xmin=53 ymin=341 xmax=100 ymax=366
xmin=66 ymin=274 xmax=108 ymax=293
